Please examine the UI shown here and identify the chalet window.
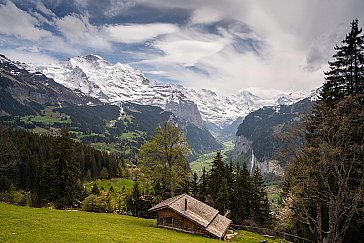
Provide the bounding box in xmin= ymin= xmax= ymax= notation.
xmin=173 ymin=218 xmax=182 ymax=228
xmin=165 ymin=217 xmax=172 ymax=225
xmin=160 ymin=216 xmax=182 ymax=228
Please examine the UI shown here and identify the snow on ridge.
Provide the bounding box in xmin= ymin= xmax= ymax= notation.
xmin=26 ymin=55 xmax=309 ymax=127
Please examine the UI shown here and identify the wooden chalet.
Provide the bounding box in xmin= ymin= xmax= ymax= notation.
xmin=148 ymin=193 xmax=231 ymax=240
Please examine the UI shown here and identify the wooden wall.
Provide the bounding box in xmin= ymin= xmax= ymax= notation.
xmin=156 ymin=208 xmax=206 ymax=236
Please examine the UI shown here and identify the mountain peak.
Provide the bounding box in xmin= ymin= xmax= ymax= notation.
xmin=27 ymin=54 xmax=309 ymax=127
xmin=0 ymin=54 xmax=9 ymax=63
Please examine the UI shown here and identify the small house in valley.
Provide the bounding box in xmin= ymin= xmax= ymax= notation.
xmin=148 ymin=194 xmax=231 ymax=240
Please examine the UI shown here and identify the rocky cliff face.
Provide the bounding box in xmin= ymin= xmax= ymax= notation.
xmin=233 ymin=98 xmax=313 ymax=175
xmin=165 ymin=91 xmax=204 ymax=129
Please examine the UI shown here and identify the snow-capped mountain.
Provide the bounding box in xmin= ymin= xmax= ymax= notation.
xmin=28 ymin=54 xmax=308 ymax=127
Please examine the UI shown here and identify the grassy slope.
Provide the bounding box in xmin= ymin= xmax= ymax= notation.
xmin=234 ymin=230 xmax=287 ymax=243
xmin=84 ymin=178 xmax=134 ymax=193
xmin=0 ymin=204 xmax=285 ymax=243
xmin=0 ymin=203 xmax=217 ymax=243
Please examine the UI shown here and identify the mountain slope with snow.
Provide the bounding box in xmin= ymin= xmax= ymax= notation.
xmin=28 ymin=54 xmax=309 ymax=127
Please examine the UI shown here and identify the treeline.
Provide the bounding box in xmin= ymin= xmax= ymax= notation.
xmin=191 ymin=152 xmax=271 ymax=226
xmin=283 ymin=19 xmax=364 ymax=243
xmin=135 ymin=122 xmax=272 ymax=226
xmin=0 ymin=125 xmax=126 ymax=202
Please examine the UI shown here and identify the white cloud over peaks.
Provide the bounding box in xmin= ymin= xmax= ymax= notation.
xmin=105 ymin=23 xmax=179 ymax=44
xmin=0 ymin=1 xmax=52 ymax=41
xmin=190 ymin=8 xmax=223 ymax=25
xmin=0 ymin=48 xmax=58 ymax=65
xmin=55 ymin=15 xmax=110 ymax=50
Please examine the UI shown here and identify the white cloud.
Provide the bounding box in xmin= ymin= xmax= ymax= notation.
xmin=55 ymin=14 xmax=110 ymax=50
xmin=127 ymin=0 xmax=364 ymax=95
xmin=104 ymin=0 xmax=136 ymax=17
xmin=190 ymin=8 xmax=222 ymax=25
xmin=105 ymin=23 xmax=179 ymax=44
xmin=0 ymin=1 xmax=52 ymax=41
xmin=0 ymin=49 xmax=59 ymax=64
xmin=1 ymin=0 xmax=364 ymax=96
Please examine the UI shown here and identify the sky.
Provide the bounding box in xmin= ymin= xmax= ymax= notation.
xmin=0 ymin=0 xmax=363 ymax=97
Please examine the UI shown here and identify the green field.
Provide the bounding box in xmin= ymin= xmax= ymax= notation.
xmin=0 ymin=203 xmax=286 ymax=242
xmin=84 ymin=178 xmax=134 ymax=192
xmin=20 ymin=106 xmax=71 ymax=126
xmin=233 ymin=230 xmax=286 ymax=243
xmin=0 ymin=203 xmax=215 ymax=243
xmin=190 ymin=141 xmax=234 ymax=176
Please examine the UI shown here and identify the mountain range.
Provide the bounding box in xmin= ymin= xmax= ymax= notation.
xmin=1 ymin=53 xmax=317 ymax=172
xmin=27 ymin=54 xmax=309 ymax=129
xmin=0 ymin=54 xmax=222 ymax=160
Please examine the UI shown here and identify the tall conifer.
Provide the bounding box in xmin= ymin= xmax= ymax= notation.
xmin=41 ymin=128 xmax=82 ymax=208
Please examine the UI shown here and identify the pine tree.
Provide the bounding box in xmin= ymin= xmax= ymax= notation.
xmin=251 ymin=167 xmax=271 ymax=226
xmin=232 ymin=162 xmax=252 ymax=224
xmin=41 ymin=128 xmax=82 ymax=208
xmin=198 ymin=167 xmax=208 ymax=202
xmin=215 ymin=177 xmax=229 ymax=215
xmin=207 ymin=151 xmax=229 ymax=213
xmin=190 ymin=172 xmax=199 ymax=198
xmin=225 ymin=161 xmax=235 ymax=214
xmin=91 ymin=182 xmax=100 ymax=195
xmin=287 ymin=19 xmax=364 ymax=243
xmin=126 ymin=181 xmax=141 ymax=216
xmin=322 ymin=18 xmax=364 ymax=106
xmin=208 ymin=151 xmax=225 ymax=201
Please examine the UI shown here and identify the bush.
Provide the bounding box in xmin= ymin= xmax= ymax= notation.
xmin=81 ymin=193 xmax=116 ymax=213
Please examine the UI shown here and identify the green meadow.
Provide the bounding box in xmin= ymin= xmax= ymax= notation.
xmin=84 ymin=178 xmax=134 ymax=193
xmin=0 ymin=203 xmax=286 ymax=243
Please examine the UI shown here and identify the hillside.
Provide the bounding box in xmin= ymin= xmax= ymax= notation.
xmin=0 ymin=54 xmax=221 ymax=161
xmin=0 ymin=203 xmax=216 ymax=243
xmin=0 ymin=203 xmax=285 ymax=243
xmin=233 ymin=98 xmax=313 ymax=174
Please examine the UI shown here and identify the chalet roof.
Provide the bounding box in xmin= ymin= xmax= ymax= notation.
xmin=206 ymin=214 xmax=231 ymax=238
xmin=149 ymin=193 xmax=231 ymax=238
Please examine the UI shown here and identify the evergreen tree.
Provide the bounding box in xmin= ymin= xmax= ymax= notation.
xmin=225 ymin=161 xmax=235 ymax=214
xmin=322 ymin=18 xmax=364 ymax=106
xmin=251 ymin=167 xmax=271 ymax=226
xmin=207 ymin=151 xmax=226 ymax=212
xmin=91 ymin=182 xmax=100 ymax=195
xmin=126 ymin=181 xmax=142 ymax=215
xmin=0 ymin=125 xmax=19 ymax=180
xmin=198 ymin=167 xmax=208 ymax=202
xmin=232 ymin=162 xmax=252 ymax=224
xmin=215 ymin=177 xmax=229 ymax=215
xmin=287 ymin=19 xmax=364 ymax=242
xmin=190 ymin=172 xmax=199 ymax=198
xmin=41 ymin=128 xmax=82 ymax=208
